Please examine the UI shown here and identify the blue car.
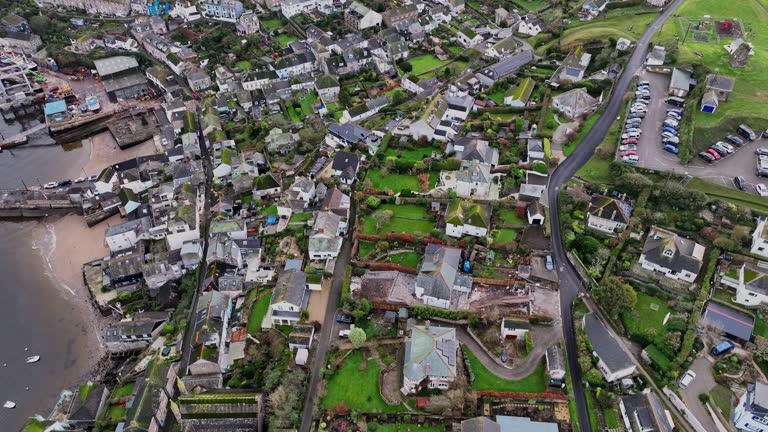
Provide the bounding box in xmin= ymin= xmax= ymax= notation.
xmin=662 ymin=128 xmax=678 ymax=136
xmin=664 ymin=144 xmax=679 ymax=155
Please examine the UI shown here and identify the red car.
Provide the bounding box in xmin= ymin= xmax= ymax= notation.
xmin=706 ymin=149 xmax=721 ymax=160
xmin=619 ymin=150 xmax=638 ymax=157
xmin=622 ymin=138 xmax=638 ymax=145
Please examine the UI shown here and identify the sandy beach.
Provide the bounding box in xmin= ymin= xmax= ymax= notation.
xmin=39 ymin=132 xmax=159 ymax=347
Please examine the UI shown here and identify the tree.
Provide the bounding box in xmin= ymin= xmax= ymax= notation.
xmin=750 ymin=336 xmax=768 ymax=362
xmin=399 ymin=61 xmax=413 ymax=73
xmin=349 ymin=327 xmax=366 ymax=348
xmin=372 ymin=209 xmax=393 ymax=231
xmin=732 ymin=225 xmax=751 ymax=246
xmin=592 ymin=276 xmax=637 ymax=319
xmin=618 ymin=172 xmax=652 ymax=195
xmin=572 ymin=235 xmax=600 ymax=258
xmin=365 ymin=196 xmax=381 ymax=209
xmin=29 ymin=15 xmax=51 ymax=35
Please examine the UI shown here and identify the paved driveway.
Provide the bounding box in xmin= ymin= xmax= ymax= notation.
xmin=635 ymin=70 xmax=674 ymax=169
xmin=679 ymin=355 xmax=718 ymax=432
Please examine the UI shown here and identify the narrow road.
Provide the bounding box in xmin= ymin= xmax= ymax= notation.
xmin=546 ymin=1 xmax=684 ymax=431
xmin=299 ymin=199 xmax=356 ymax=432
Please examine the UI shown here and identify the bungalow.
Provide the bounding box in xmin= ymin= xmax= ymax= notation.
xmin=551 ymin=88 xmax=599 ymax=120
xmin=265 ymin=266 xmax=309 ymax=327
xmin=556 ymin=48 xmax=592 ymax=83
xmin=668 ymin=68 xmax=692 ymax=97
xmin=415 ymin=244 xmax=472 ymax=309
xmin=475 ymin=49 xmax=534 ymax=88
xmin=646 ymin=45 xmax=667 ymax=66
xmin=504 ymin=77 xmax=534 ymax=107
xmin=401 ymin=322 xmax=458 ymax=394
xmin=453 ymin=161 xmax=492 ymax=198
xmin=751 ymin=218 xmax=768 ymax=259
xmin=586 ymin=194 xmax=632 ymax=235
xmin=584 ymin=312 xmax=636 ymax=382
xmin=445 ymin=200 xmax=490 ymax=238
xmin=639 ymin=226 xmax=705 ymax=283
xmin=619 ymin=392 xmax=675 ymax=432
xmin=331 ymin=151 xmax=360 ymax=185
xmin=527 ymin=138 xmax=545 ymax=162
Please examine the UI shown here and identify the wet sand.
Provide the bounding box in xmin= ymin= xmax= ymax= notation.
xmin=80 ymin=131 xmax=157 ymax=177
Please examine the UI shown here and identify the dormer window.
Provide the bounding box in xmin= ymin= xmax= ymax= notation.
xmin=663 ymin=249 xmax=673 ymax=257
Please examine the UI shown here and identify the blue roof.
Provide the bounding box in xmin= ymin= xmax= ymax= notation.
xmin=44 ymin=100 xmax=66 ymax=115
xmin=497 ymin=416 xmax=558 ymax=432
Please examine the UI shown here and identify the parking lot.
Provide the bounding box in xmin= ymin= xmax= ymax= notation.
xmin=634 ymin=69 xmax=768 ymax=195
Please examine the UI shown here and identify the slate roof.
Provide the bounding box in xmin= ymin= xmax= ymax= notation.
xmin=620 ymin=392 xmax=674 ymax=432
xmin=702 ymin=302 xmax=754 ymax=340
xmin=417 ymin=244 xmax=471 ymax=300
xmin=271 ymin=269 xmax=308 ymax=307
xmin=552 ymin=87 xmax=599 ymax=113
xmin=496 ymin=416 xmax=558 ymax=432
xmin=588 ymin=195 xmax=632 ymax=224
xmin=584 ymin=312 xmax=634 ymax=374
xmin=332 ymin=151 xmax=360 ymax=176
xmin=641 ymin=226 xmax=705 ymax=276
xmin=458 ymin=138 xmax=498 ymax=165
xmin=743 ymin=263 xmax=768 ymax=297
xmin=705 ymin=74 xmax=735 ymax=92
xmin=670 ymin=68 xmax=692 ymax=91
xmin=403 ymin=323 xmax=458 ymax=383
xmin=461 ymin=417 xmax=501 ymax=432
xmin=478 ymin=49 xmax=534 ymax=80
xmin=456 ymin=161 xmax=490 ymax=185
xmin=94 ymin=56 xmax=139 ymax=77
xmin=744 ymin=382 xmax=768 ymax=417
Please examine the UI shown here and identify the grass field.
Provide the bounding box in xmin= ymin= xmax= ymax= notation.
xmin=654 ymin=0 xmax=768 ymax=127
xmin=576 ymin=155 xmax=613 ymax=183
xmin=384 ymin=251 xmax=421 ymax=269
xmin=235 ymin=60 xmax=251 ymax=70
xmin=687 ymin=177 xmax=768 ymax=213
xmin=622 ymin=292 xmax=672 ymax=338
xmin=711 ymin=385 xmax=734 ymax=419
xmin=498 ymin=209 xmax=526 ymax=226
xmin=564 ymin=113 xmax=600 ymax=156
xmin=362 ymin=204 xmax=435 ymax=235
xmin=400 ymin=55 xmax=452 ymax=76
xmin=487 ymin=88 xmax=506 ymax=105
xmin=262 ymin=18 xmax=287 ymax=31
xmin=603 ymin=408 xmax=620 ymax=429
xmin=754 ymin=316 xmax=768 ymax=339
xmin=511 ymin=0 xmax=549 ymax=12
xmin=366 ymin=169 xmax=439 ymax=192
xmin=289 ymin=212 xmax=313 ymax=223
xmin=248 ymin=293 xmax=271 ymax=334
xmin=464 ymin=349 xmax=547 ymax=393
xmin=358 ymin=241 xmax=376 ymax=259
xmin=558 ymin=13 xmax=658 ymax=49
xmin=275 ymin=33 xmax=299 ymax=48
xmin=322 ymin=351 xmax=403 ymax=412
xmin=493 ymin=228 xmax=518 ymax=244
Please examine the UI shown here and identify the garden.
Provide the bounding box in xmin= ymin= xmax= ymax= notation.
xmin=399 ymin=55 xmax=452 ymax=76
xmin=321 ymin=350 xmax=404 ymax=413
xmin=463 ymin=348 xmax=547 ymax=393
xmin=248 ymin=290 xmax=272 ymax=334
xmin=365 ymin=169 xmax=439 ymax=193
xmin=361 ymin=204 xmax=436 ymax=235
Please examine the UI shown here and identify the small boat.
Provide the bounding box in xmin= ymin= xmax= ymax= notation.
xmin=25 ymin=356 xmax=40 ymax=364
xmin=3 ymin=401 xmax=15 ymax=409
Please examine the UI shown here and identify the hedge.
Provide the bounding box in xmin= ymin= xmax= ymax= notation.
xmin=674 ymin=249 xmax=720 ymax=367
xmin=644 ymin=344 xmax=672 ymax=372
xmin=606 ymin=0 xmax=645 ymax=9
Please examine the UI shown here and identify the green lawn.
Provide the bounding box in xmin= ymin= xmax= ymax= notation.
xmin=711 ymin=385 xmax=734 ymax=419
xmin=262 ymin=204 xmax=278 ymax=216
xmin=289 ymin=212 xmax=313 ymax=223
xmin=112 ymin=383 xmax=134 ymax=398
xmin=235 ymin=60 xmax=251 ymax=70
xmin=401 ymin=55 xmax=452 ymax=76
xmin=653 ymin=0 xmax=768 ymax=127
xmin=384 ymin=251 xmax=421 ymax=269
xmin=576 ymin=155 xmax=613 ymax=184
xmin=498 ymin=209 xmax=526 ymax=226
xmin=563 ymin=113 xmax=600 ymax=156
xmin=511 ymin=0 xmax=550 ymax=12
xmin=322 ymin=351 xmax=404 ymax=412
xmin=104 ymin=405 xmax=126 ymax=422
xmin=383 ymin=146 xmax=436 ymax=161
xmin=622 ymin=292 xmax=673 ymax=338
xmin=362 ymin=204 xmax=435 ymax=235
xmin=603 ymin=408 xmax=620 ymax=429
xmin=248 ymin=293 xmax=271 ymax=334
xmin=275 ymin=33 xmax=298 ymax=48
xmin=358 ymin=241 xmax=376 ymax=259
xmin=493 ymin=228 xmax=518 ymax=245
xmin=687 ymin=178 xmax=768 ymax=213
xmin=262 ymin=18 xmax=287 ymax=31
xmin=487 ymin=88 xmax=506 ymax=105
xmin=754 ymin=316 xmax=768 ymax=339
xmin=464 ymin=348 xmax=547 ymax=393
xmin=560 ymin=13 xmax=658 ymax=48
xmin=366 ymin=169 xmax=439 ymax=193
xmin=299 ymin=92 xmax=318 ymax=117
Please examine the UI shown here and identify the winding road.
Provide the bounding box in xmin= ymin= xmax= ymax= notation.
xmin=547 ymin=1 xmax=684 ymax=431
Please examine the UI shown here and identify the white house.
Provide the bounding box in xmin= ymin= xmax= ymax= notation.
xmin=527 ymin=201 xmax=545 ymax=225
xmin=415 ymin=244 xmax=472 ymax=309
xmin=273 ymin=51 xmax=316 ymax=79
xmin=264 ymin=267 xmax=308 ymax=327
xmin=345 ymin=1 xmax=382 ymax=30
xmin=751 ymin=218 xmax=768 ymax=259
xmin=105 ymin=217 xmax=151 ymax=252
xmin=586 ymin=195 xmax=632 ymax=235
xmin=500 ymin=318 xmax=529 ymax=339
xmin=445 ymin=200 xmax=490 ymax=238
xmin=281 ymin=0 xmax=332 ymax=18
xmin=517 ymin=14 xmax=544 ymax=36
xmin=308 ymin=211 xmax=344 ymax=260
xmin=457 ymin=27 xmax=484 ymax=48
xmin=331 ymin=151 xmax=360 ymax=185
xmin=721 ymin=263 xmax=768 ymax=307
xmin=452 ymin=161 xmax=492 ymax=198
xmin=584 ymin=312 xmax=636 ymax=382
xmin=551 ymin=88 xmax=600 ymax=120
xmin=734 ymin=382 xmax=768 ymax=432
xmin=639 ymin=226 xmax=705 ymax=283
xmin=402 ymin=323 xmax=458 ymax=394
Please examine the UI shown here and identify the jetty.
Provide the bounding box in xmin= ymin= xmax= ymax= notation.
xmin=0 ymin=188 xmax=82 ymax=217
xmin=0 ymin=123 xmax=48 ymax=148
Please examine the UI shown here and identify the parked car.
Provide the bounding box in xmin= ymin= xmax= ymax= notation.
xmin=666 ymin=108 xmax=683 ymax=115
xmin=758 ymin=167 xmax=768 ymax=177
xmin=628 ymin=112 xmax=645 ymax=119
xmin=622 ymin=154 xmax=639 ymax=164
xmin=706 ymin=149 xmax=721 ymax=160
xmin=756 ymin=183 xmax=768 ymax=197
xmin=635 ymin=91 xmax=650 ymax=97
xmin=622 ymin=131 xmax=641 ymax=139
xmin=57 ymin=179 xmax=72 ymax=187
xmin=726 ymin=135 xmax=745 ymax=146
xmin=626 ymin=128 xmax=642 ymax=134
xmin=631 ymin=105 xmax=648 ymax=112
xmin=335 ymin=314 xmax=355 ymax=324
xmin=622 ymin=138 xmax=638 ymax=145
xmin=679 ymin=370 xmax=697 ymax=389
xmin=666 ymin=96 xmax=685 ymax=107
xmin=339 ymin=329 xmax=351 ymax=338
xmin=662 ymin=133 xmax=678 ymax=141
xmin=545 ymin=255 xmax=554 ymax=271
xmin=756 ymin=147 xmax=768 ymax=156
xmin=666 ymin=112 xmax=682 ymax=120
xmin=620 ymin=150 xmax=637 ymax=157
xmin=710 ymin=146 xmax=729 ymax=156
xmin=662 ymin=139 xmax=679 ymax=147
xmin=715 ymin=141 xmax=734 ymax=153
xmin=619 ymin=144 xmax=637 ymax=151
xmin=662 ymin=128 xmax=678 ymax=137
xmin=663 ymin=144 xmax=679 ymax=155
xmin=738 ymin=124 xmax=757 ymax=141
xmin=663 ymin=119 xmax=679 ymax=127
xmin=43 ymin=182 xmax=58 ymax=189
xmin=710 ymin=340 xmax=736 ymax=356
xmin=699 ymin=152 xmax=715 ymax=163
xmin=734 ymin=176 xmax=748 ymax=190
xmin=638 ymin=80 xmax=650 ymax=86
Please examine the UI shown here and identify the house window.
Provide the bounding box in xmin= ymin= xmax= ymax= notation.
xmin=663 ymin=249 xmax=674 ymax=257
